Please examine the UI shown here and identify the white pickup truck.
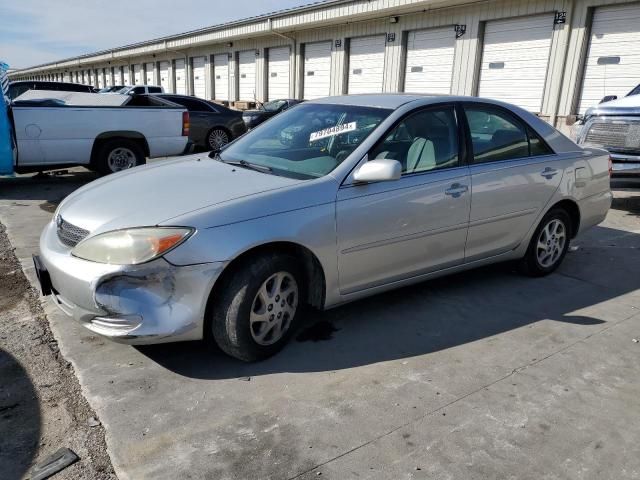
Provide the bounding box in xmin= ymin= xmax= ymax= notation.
xmin=8 ymin=90 xmax=189 ymax=174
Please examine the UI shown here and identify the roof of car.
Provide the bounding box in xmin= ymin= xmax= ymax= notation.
xmin=308 ymin=94 xmax=444 ymax=109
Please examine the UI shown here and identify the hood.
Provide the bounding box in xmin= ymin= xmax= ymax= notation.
xmin=57 ymin=155 xmax=304 ymax=235
xmin=585 ymin=94 xmax=640 ymax=117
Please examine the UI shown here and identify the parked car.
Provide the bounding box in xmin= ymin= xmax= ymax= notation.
xmin=117 ymin=85 xmax=164 ymax=95
xmin=9 ymin=90 xmax=188 ymax=174
xmin=576 ymin=87 xmax=640 ymax=176
xmin=98 ymin=86 xmax=125 ymax=93
xmin=8 ymin=80 xmax=95 ymax=99
xmin=34 ymin=95 xmax=611 ymax=362
xmin=242 ymin=99 xmax=304 ymax=129
xmin=156 ymin=94 xmax=246 ymax=150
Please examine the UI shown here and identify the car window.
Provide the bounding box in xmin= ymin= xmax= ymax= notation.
xmin=464 ymin=106 xmax=529 ymax=163
xmin=148 ymin=87 xmax=162 ymax=93
xmin=628 ymin=84 xmax=640 ymax=97
xmin=166 ymin=97 xmax=211 ymax=112
xmin=131 ymin=87 xmax=145 ymax=94
xmin=369 ymin=106 xmax=459 ymax=174
xmin=263 ymin=100 xmax=287 ymax=112
xmin=221 ymin=103 xmax=391 ymax=179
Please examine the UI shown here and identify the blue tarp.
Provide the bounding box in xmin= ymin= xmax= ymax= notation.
xmin=0 ymin=61 xmax=14 ymax=175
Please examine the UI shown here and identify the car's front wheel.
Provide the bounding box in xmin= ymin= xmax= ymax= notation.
xmin=210 ymin=253 xmax=304 ymax=362
xmin=520 ymin=208 xmax=572 ymax=277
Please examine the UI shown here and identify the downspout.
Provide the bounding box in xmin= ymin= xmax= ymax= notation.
xmin=268 ymin=18 xmax=297 ymax=99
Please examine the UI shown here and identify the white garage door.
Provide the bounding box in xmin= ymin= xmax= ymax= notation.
xmin=213 ymin=54 xmax=230 ymax=101
xmin=159 ymin=61 xmax=170 ymax=92
xmin=268 ymin=46 xmax=290 ymax=100
xmin=238 ymin=50 xmax=256 ymax=101
xmin=133 ymin=64 xmax=142 ymax=85
xmin=145 ymin=63 xmax=155 ymax=85
xmin=105 ymin=69 xmax=112 ymax=87
xmin=174 ymin=59 xmax=187 ymax=95
xmin=123 ymin=68 xmax=130 ymax=86
xmin=478 ymin=14 xmax=554 ymax=112
xmin=192 ymin=56 xmax=206 ymax=99
xmin=404 ymin=27 xmax=456 ymax=94
xmin=348 ymin=35 xmax=386 ymax=94
xmin=578 ymin=3 xmax=640 ymax=113
xmin=97 ymin=71 xmax=104 ymax=89
xmin=303 ymin=41 xmax=332 ymax=99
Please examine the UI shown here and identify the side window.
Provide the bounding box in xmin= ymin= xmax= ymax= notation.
xmin=369 ymin=106 xmax=459 ymax=175
xmin=528 ymin=126 xmax=553 ymax=156
xmin=464 ymin=106 xmax=529 ymax=163
xmin=174 ymin=98 xmax=210 ymax=112
xmin=131 ymin=86 xmax=145 ymax=94
xmin=148 ymin=87 xmax=162 ymax=93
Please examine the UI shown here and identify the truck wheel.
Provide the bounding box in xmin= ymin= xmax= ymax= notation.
xmin=96 ymin=139 xmax=145 ymax=175
xmin=519 ymin=208 xmax=572 ymax=277
xmin=210 ymin=253 xmax=304 ymax=362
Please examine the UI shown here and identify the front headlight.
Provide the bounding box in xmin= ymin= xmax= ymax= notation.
xmin=71 ymin=227 xmax=194 ymax=265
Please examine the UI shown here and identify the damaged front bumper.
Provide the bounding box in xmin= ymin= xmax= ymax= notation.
xmin=38 ymin=220 xmax=225 ymax=344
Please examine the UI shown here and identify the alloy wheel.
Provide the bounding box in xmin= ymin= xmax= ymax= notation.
xmin=249 ymin=272 xmax=298 ymax=346
xmin=536 ymin=218 xmax=567 ymax=268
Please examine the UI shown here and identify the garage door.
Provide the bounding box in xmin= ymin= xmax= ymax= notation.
xmin=175 ymin=59 xmax=186 ymax=95
xmin=478 ymin=14 xmax=554 ymax=112
xmin=303 ymin=41 xmax=332 ymax=99
xmin=133 ymin=64 xmax=142 ymax=85
xmin=578 ymin=3 xmax=640 ymax=113
xmin=159 ymin=61 xmax=170 ymax=92
xmin=238 ymin=50 xmax=256 ymax=101
xmin=268 ymin=46 xmax=290 ymax=100
xmin=348 ymin=35 xmax=386 ymax=94
xmin=213 ymin=54 xmax=229 ymax=101
xmin=123 ymin=67 xmax=130 ymax=86
xmin=105 ymin=69 xmax=112 ymax=87
xmin=145 ymin=63 xmax=155 ymax=85
xmin=404 ymin=27 xmax=456 ymax=94
xmin=97 ymin=71 xmax=104 ymax=89
xmin=192 ymin=56 xmax=206 ymax=99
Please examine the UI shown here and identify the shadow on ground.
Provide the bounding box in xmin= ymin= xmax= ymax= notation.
xmin=0 ymin=349 xmax=40 ymax=480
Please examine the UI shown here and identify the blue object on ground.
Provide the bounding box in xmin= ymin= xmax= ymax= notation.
xmin=0 ymin=61 xmax=15 ymax=175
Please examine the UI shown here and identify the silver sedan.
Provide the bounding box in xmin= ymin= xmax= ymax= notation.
xmin=35 ymin=95 xmax=612 ymax=361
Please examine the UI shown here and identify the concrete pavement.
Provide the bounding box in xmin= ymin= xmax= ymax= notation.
xmin=1 ymin=170 xmax=639 ymax=480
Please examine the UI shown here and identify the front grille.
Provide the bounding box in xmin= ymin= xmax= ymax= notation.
xmin=56 ymin=217 xmax=89 ymax=248
xmin=584 ymin=122 xmax=629 ymax=149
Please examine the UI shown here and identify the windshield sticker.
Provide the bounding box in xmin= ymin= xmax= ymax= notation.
xmin=310 ymin=122 xmax=357 ymax=142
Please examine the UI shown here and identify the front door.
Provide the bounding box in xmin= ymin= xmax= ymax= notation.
xmin=336 ymin=105 xmax=471 ymax=294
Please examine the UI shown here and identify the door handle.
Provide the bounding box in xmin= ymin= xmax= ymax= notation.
xmin=541 ymin=167 xmax=558 ymax=179
xmin=445 ymin=183 xmax=468 ymax=198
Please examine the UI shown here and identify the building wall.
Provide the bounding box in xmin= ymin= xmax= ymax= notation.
xmin=10 ymin=0 xmax=640 ymax=135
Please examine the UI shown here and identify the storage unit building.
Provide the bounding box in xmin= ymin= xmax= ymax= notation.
xmin=347 ymin=35 xmax=386 ymax=94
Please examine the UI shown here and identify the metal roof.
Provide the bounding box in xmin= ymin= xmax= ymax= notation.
xmin=11 ymin=0 xmax=350 ymax=73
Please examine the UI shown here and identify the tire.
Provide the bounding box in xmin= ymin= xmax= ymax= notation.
xmin=519 ymin=208 xmax=572 ymax=277
xmin=95 ymin=139 xmax=145 ymax=175
xmin=207 ymin=128 xmax=231 ymax=151
xmin=210 ymin=253 xmax=305 ymax=362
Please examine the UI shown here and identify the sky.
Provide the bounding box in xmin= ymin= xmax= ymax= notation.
xmin=1 ymin=0 xmax=312 ymax=69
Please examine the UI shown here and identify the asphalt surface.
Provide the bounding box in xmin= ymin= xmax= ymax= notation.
xmin=1 ymin=166 xmax=639 ymax=480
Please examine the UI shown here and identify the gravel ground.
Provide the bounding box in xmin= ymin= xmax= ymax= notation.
xmin=0 ymin=223 xmax=116 ymax=480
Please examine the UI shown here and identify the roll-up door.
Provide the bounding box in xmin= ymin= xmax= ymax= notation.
xmin=123 ymin=68 xmax=130 ymax=86
xmin=348 ymin=35 xmax=386 ymax=94
xmin=303 ymin=41 xmax=332 ymax=99
xmin=238 ymin=50 xmax=257 ymax=101
xmin=105 ymin=69 xmax=112 ymax=87
xmin=159 ymin=61 xmax=170 ymax=92
xmin=268 ymin=46 xmax=290 ymax=100
xmin=174 ymin=59 xmax=187 ymax=95
xmin=133 ymin=64 xmax=142 ymax=85
xmin=192 ymin=56 xmax=206 ymax=99
xmin=404 ymin=27 xmax=456 ymax=94
xmin=478 ymin=14 xmax=554 ymax=112
xmin=213 ymin=54 xmax=230 ymax=101
xmin=145 ymin=62 xmax=155 ymax=85
xmin=578 ymin=3 xmax=640 ymax=113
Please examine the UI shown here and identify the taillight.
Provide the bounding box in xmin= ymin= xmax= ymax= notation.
xmin=182 ymin=111 xmax=190 ymax=136
xmin=608 ymin=155 xmax=613 ymax=177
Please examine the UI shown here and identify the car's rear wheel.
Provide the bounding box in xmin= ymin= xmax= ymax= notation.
xmin=519 ymin=208 xmax=571 ymax=277
xmin=96 ymin=139 xmax=145 ymax=175
xmin=207 ymin=128 xmax=230 ymax=151
xmin=210 ymin=253 xmax=304 ymax=362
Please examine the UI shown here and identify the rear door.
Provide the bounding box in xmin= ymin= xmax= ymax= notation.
xmin=336 ymin=104 xmax=470 ymax=294
xmin=462 ymin=103 xmax=563 ymax=261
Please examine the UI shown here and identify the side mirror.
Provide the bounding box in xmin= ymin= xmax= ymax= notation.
xmin=353 ymin=158 xmax=401 ymax=183
xmin=600 ymin=95 xmax=617 ymax=104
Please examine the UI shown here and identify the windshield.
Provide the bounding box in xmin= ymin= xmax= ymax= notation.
xmin=220 ymin=103 xmax=391 ymax=179
xmin=263 ymin=100 xmax=287 ymax=112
